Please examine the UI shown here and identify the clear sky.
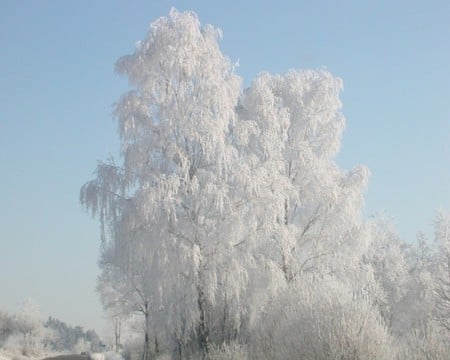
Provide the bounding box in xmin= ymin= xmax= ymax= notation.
xmin=1 ymin=0 xmax=449 ymax=336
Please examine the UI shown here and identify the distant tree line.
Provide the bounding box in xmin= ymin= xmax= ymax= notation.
xmin=44 ymin=316 xmax=104 ymax=352
xmin=0 ymin=300 xmax=104 ymax=356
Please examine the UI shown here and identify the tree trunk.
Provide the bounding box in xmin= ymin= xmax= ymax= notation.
xmin=284 ymin=198 xmax=289 ymax=226
xmin=142 ymin=303 xmax=150 ymax=360
xmin=176 ymin=338 xmax=183 ymax=360
xmin=222 ymin=293 xmax=229 ymax=343
xmin=142 ymin=332 xmax=150 ymax=360
xmin=154 ymin=334 xmax=159 ymax=354
xmin=197 ymin=280 xmax=210 ymax=359
xmin=113 ymin=316 xmax=122 ymax=352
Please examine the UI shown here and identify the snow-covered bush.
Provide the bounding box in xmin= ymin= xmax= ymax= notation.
xmin=121 ymin=337 xmax=146 ymax=360
xmin=6 ymin=300 xmax=56 ymax=356
xmin=89 ymin=353 xmax=106 ymax=360
xmin=399 ymin=321 xmax=450 ymax=360
xmin=103 ymin=351 xmax=125 ymax=360
xmin=251 ymin=275 xmax=395 ymax=360
xmin=208 ymin=343 xmax=248 ymax=360
xmin=0 ymin=349 xmax=13 ymax=360
xmin=0 ymin=310 xmax=14 ymax=346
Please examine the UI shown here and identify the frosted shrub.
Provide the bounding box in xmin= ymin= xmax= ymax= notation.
xmin=0 ymin=311 xmax=13 ymax=346
xmin=251 ymin=275 xmax=395 ymax=360
xmin=104 ymin=351 xmax=125 ymax=360
xmin=4 ymin=333 xmax=49 ymax=357
xmin=121 ymin=338 xmax=144 ymax=360
xmin=89 ymin=353 xmax=106 ymax=360
xmin=3 ymin=334 xmax=24 ymax=356
xmin=208 ymin=343 xmax=249 ymax=360
xmin=0 ymin=351 xmax=12 ymax=360
xmin=399 ymin=322 xmax=450 ymax=360
xmin=11 ymin=300 xmax=49 ymax=356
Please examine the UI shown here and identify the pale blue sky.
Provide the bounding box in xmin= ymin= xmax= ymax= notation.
xmin=1 ymin=1 xmax=449 ymax=335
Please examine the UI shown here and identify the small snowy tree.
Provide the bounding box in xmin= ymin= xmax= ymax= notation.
xmin=97 ymin=254 xmax=137 ymax=352
xmin=433 ymin=211 xmax=450 ymax=331
xmin=11 ymin=299 xmax=53 ymax=356
xmin=0 ymin=310 xmax=14 ymax=346
xmin=362 ymin=219 xmax=413 ymax=331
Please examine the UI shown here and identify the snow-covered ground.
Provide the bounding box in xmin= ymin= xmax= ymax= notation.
xmin=0 ymin=350 xmax=123 ymax=360
xmin=0 ymin=349 xmax=37 ymax=360
xmin=0 ymin=349 xmax=58 ymax=360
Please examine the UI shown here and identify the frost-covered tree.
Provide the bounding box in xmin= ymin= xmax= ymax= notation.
xmin=97 ymin=266 xmax=130 ymax=352
xmin=44 ymin=316 xmax=103 ymax=352
xmin=237 ymin=70 xmax=369 ymax=287
xmin=232 ymin=70 xmax=373 ymax=340
xmin=0 ymin=310 xmax=14 ymax=346
xmin=360 ymin=216 xmax=443 ymax=343
xmin=45 ymin=316 xmax=82 ymax=351
xmin=362 ymin=219 xmax=414 ymax=332
xmin=11 ymin=299 xmax=53 ymax=356
xmin=97 ymin=245 xmax=161 ymax=358
xmin=81 ymin=9 xmax=250 ymax=359
xmin=433 ymin=211 xmax=450 ymax=331
xmin=392 ymin=213 xmax=450 ymax=358
xmin=14 ymin=299 xmax=42 ymax=355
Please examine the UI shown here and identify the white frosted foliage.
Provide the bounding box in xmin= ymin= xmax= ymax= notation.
xmin=80 ymin=9 xmax=447 ymax=360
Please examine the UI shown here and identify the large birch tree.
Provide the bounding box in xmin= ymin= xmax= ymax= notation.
xmin=81 ymin=9 xmax=250 ymax=359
